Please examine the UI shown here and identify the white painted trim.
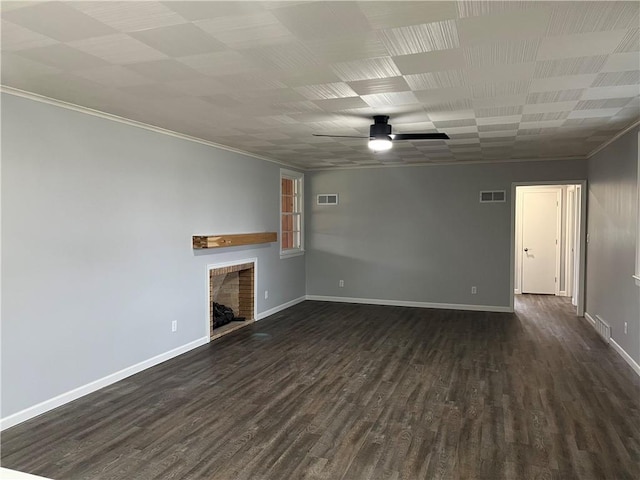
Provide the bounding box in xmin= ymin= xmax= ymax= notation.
xmin=558 ymin=290 xmax=567 ymax=297
xmin=584 ymin=311 xmax=597 ymax=326
xmin=256 ymin=296 xmax=306 ymax=320
xmin=610 ymin=338 xmax=640 ymax=377
xmin=633 ymin=274 xmax=640 ymax=286
xmin=510 ymin=181 xmax=587 ymax=316
xmin=587 ymin=119 xmax=640 ymax=159
xmin=206 ymin=258 xmax=258 ymax=339
xmin=306 ymin=295 xmax=513 ymax=313
xmin=0 ymin=86 xmax=298 ymax=170
xmin=514 ymin=288 xmax=521 ymax=295
xmin=0 ymin=336 xmax=209 ymax=431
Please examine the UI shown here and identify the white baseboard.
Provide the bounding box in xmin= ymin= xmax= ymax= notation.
xmin=305 ymin=295 xmax=512 ymax=313
xmin=558 ymin=290 xmax=567 ymax=297
xmin=584 ymin=311 xmax=596 ymax=326
xmin=584 ymin=312 xmax=640 ymax=377
xmin=514 ymin=288 xmax=521 ymax=295
xmin=610 ymin=338 xmax=640 ymax=377
xmin=0 ymin=467 xmax=52 ymax=479
xmin=0 ymin=336 xmax=209 ymax=431
xmin=255 ymin=296 xmax=306 ymax=320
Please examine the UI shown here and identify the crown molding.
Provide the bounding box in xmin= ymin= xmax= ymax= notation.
xmin=587 ymin=119 xmax=640 ymax=159
xmin=0 ymin=85 xmax=303 ymax=171
xmin=306 ymin=154 xmax=587 ymax=172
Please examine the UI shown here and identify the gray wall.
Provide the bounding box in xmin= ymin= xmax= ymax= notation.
xmin=586 ymin=127 xmax=639 ymax=363
xmin=306 ymin=159 xmax=587 ymax=308
xmin=1 ymin=94 xmax=305 ymax=417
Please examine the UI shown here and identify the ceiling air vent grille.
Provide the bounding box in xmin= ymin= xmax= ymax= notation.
xmin=480 ymin=190 xmax=506 ymax=203
xmin=317 ymin=194 xmax=338 ymax=206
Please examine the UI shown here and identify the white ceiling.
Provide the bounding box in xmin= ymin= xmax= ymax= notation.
xmin=2 ymin=1 xmax=639 ymax=170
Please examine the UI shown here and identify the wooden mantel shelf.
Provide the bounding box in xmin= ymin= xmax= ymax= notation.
xmin=193 ymin=232 xmax=277 ymax=249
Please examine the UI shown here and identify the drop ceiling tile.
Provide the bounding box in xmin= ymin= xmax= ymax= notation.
xmin=575 ymin=98 xmax=635 ymax=110
xmin=529 ymin=74 xmax=597 ymax=92
xmin=474 ymin=104 xmax=524 ymax=116
xmin=1 ymin=20 xmax=58 ymax=51
xmin=431 ymin=118 xmax=476 ymax=128
xmin=120 ymin=83 xmax=186 ymax=100
xmin=523 ymin=101 xmax=580 ymax=114
xmin=521 ymin=111 xmax=569 ymax=122
xmin=428 ymin=110 xmax=475 ymax=122
xmin=125 ymin=59 xmax=203 ymax=82
xmin=534 ymin=55 xmax=608 ymax=78
xmin=526 ymin=89 xmax=585 ymax=104
xmin=471 ymin=80 xmax=530 ymax=98
xmin=331 ymin=57 xmax=401 ymax=82
xmin=304 ymin=32 xmax=389 ymax=63
xmin=581 ymin=85 xmax=640 ymax=100
xmin=477 ymin=114 xmax=523 ymax=125
xmin=294 ymin=82 xmax=358 ymax=100
xmin=177 ymin=51 xmax=258 ymax=77
xmin=74 ymin=65 xmax=152 ymax=88
xmin=242 ymin=42 xmax=321 ymax=74
xmin=162 ymin=1 xmax=263 ymax=21
xmin=546 ymin=2 xmax=638 ymax=35
xmin=614 ymin=28 xmax=639 ymax=53
xmin=348 ymin=76 xmax=411 ymax=96
xmin=358 ymin=1 xmax=456 ymax=29
xmin=378 ymin=20 xmax=459 ymax=56
xmin=195 ymin=12 xmax=294 ymax=49
xmin=361 ymin=91 xmax=419 ymax=108
xmin=457 ymin=7 xmax=551 ymax=45
xmin=280 ymin=69 xmax=342 ymax=88
xmin=393 ymin=49 xmax=465 ymax=75
xmin=464 ymin=39 xmax=540 ymax=68
xmin=414 ymin=85 xmax=471 ymax=102
xmin=591 ymin=70 xmax=640 ymax=87
xmin=465 ymin=63 xmax=537 ymax=85
xmin=537 ymin=30 xmax=630 ymax=61
xmin=71 ymin=2 xmax=186 ymax=33
xmin=130 ymin=23 xmax=226 ymax=58
xmin=215 ymin=74 xmax=287 ymax=91
xmin=15 ymin=43 xmax=108 ymax=70
xmin=69 ymin=34 xmax=168 ymax=65
xmin=404 ymin=70 xmax=466 ymax=90
xmin=3 ymin=2 xmax=116 ymax=41
xmin=313 ymin=97 xmax=369 ymax=112
xmin=1 ymin=51 xmax=62 ymax=82
xmin=601 ymin=52 xmax=640 ymax=73
xmin=271 ymin=2 xmax=371 ymax=40
xmin=164 ymin=77 xmax=231 ymax=97
xmin=567 ymin=107 xmax=624 ymax=119
xmin=519 ymin=119 xmax=565 ymax=129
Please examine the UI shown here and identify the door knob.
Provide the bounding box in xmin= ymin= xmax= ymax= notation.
xmin=524 ymin=248 xmax=529 ymax=252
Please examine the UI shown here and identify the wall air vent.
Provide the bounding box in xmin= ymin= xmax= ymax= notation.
xmin=317 ymin=194 xmax=338 ymax=205
xmin=480 ymin=190 xmax=506 ymax=203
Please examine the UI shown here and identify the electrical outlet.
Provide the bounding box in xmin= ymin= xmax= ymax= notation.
xmin=264 ymin=290 xmax=269 ymax=299
xmin=171 ymin=320 xmax=177 ymax=332
xmin=624 ymin=322 xmax=628 ymax=334
xmin=471 ymin=286 xmax=477 ymax=294
xmin=339 ymin=280 xmax=344 ymax=287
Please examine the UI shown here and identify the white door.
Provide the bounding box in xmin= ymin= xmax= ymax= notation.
xmin=521 ymin=190 xmax=560 ymax=294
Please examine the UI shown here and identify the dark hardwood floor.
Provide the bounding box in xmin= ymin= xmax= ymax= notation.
xmin=2 ymin=295 xmax=639 ymax=479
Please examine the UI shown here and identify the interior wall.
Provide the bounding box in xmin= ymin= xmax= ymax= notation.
xmin=306 ymin=159 xmax=587 ymax=309
xmin=586 ymin=127 xmax=640 ymax=364
xmin=1 ymin=93 xmax=306 ymax=418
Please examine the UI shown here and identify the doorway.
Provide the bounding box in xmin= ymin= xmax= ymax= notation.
xmin=510 ymin=181 xmax=586 ymax=316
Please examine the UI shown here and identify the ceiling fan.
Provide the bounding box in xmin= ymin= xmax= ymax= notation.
xmin=313 ymin=115 xmax=449 ymax=152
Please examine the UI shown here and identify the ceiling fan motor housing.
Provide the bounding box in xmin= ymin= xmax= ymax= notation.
xmin=370 ymin=115 xmax=392 ymax=139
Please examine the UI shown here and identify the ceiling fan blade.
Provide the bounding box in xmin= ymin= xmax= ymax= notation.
xmin=392 ymin=133 xmax=450 ymax=140
xmin=312 ymin=134 xmax=368 ymax=138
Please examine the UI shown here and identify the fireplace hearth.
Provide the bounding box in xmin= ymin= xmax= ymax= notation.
xmin=209 ymin=261 xmax=255 ymax=340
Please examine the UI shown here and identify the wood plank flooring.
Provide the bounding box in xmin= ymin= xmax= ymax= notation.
xmin=2 ymin=295 xmax=639 ymax=479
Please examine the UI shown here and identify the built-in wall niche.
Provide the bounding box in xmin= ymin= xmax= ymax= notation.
xmin=208 ymin=261 xmax=255 ymax=341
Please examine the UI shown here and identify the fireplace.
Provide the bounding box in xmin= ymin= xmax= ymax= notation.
xmin=208 ymin=261 xmax=255 ymax=340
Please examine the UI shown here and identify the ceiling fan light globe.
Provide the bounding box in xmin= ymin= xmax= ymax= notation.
xmin=368 ymin=138 xmax=393 ymax=152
